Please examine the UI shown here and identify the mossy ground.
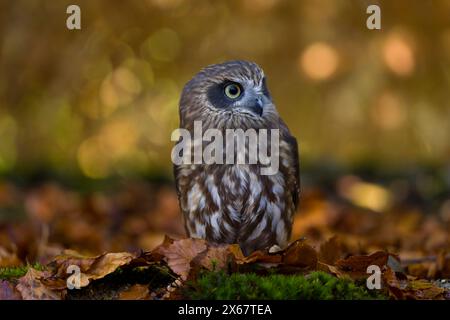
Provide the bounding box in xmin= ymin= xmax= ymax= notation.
xmin=0 ymin=264 xmax=43 ymax=280
xmin=1 ymin=265 xmax=388 ymax=300
xmin=184 ymin=271 xmax=388 ymax=300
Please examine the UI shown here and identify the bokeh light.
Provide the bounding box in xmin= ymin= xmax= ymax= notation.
xmin=371 ymin=91 xmax=406 ymax=130
xmin=382 ymin=31 xmax=415 ymax=76
xmin=0 ymin=0 xmax=447 ymax=179
xmin=299 ymin=42 xmax=339 ymax=80
xmin=141 ymin=28 xmax=181 ymax=62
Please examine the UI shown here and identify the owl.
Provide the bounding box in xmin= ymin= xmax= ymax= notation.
xmin=174 ymin=60 xmax=299 ymax=255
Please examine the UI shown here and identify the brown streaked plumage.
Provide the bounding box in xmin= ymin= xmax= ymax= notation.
xmin=174 ymin=60 xmax=300 ymax=255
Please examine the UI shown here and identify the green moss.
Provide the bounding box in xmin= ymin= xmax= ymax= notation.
xmin=185 ymin=271 xmax=387 ymax=300
xmin=0 ymin=263 xmax=44 ymax=280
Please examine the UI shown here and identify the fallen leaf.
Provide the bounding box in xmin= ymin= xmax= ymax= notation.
xmin=16 ymin=268 xmax=61 ymax=300
xmin=118 ymin=284 xmax=150 ymax=300
xmin=228 ymin=244 xmax=246 ymax=262
xmin=283 ymin=240 xmax=318 ymax=269
xmin=319 ymin=236 xmax=342 ymax=265
xmin=409 ymin=280 xmax=445 ymax=299
xmin=383 ymin=267 xmax=405 ymax=299
xmin=46 ymin=250 xmax=136 ymax=289
xmin=156 ymin=238 xmax=208 ymax=280
xmin=87 ymin=252 xmax=136 ymax=281
xmin=241 ymin=250 xmax=283 ymax=265
xmin=49 ymin=249 xmax=98 ymax=278
xmin=317 ymin=261 xmax=341 ymax=277
xmin=0 ymin=247 xmax=21 ymax=267
xmin=335 ymin=251 xmax=390 ymax=279
xmin=196 ymin=244 xmax=242 ymax=271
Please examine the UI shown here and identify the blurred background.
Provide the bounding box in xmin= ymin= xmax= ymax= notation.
xmin=0 ymin=0 xmax=449 ymax=266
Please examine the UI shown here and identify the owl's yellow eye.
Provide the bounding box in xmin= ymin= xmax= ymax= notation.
xmin=224 ymin=83 xmax=242 ymax=99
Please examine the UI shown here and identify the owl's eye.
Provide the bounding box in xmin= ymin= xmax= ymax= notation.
xmin=224 ymin=83 xmax=242 ymax=99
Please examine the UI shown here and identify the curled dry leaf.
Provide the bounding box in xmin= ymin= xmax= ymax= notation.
xmin=317 ymin=261 xmax=341 ymax=277
xmin=383 ymin=267 xmax=405 ymax=299
xmin=87 ymin=252 xmax=136 ymax=281
xmin=319 ymin=236 xmax=342 ymax=265
xmin=283 ymin=239 xmax=318 ymax=269
xmin=45 ymin=250 xmax=136 ymax=289
xmin=243 ymin=250 xmax=283 ymax=265
xmin=335 ymin=251 xmax=391 ymax=279
xmin=16 ymin=268 xmax=61 ymax=300
xmin=49 ymin=250 xmax=99 ymax=278
xmin=156 ymin=238 xmax=208 ymax=280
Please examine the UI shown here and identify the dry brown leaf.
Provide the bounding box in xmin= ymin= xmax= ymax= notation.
xmin=319 ymin=236 xmax=342 ymax=265
xmin=49 ymin=249 xmax=99 ymax=277
xmin=0 ymin=247 xmax=21 ymax=267
xmin=46 ymin=250 xmax=136 ymax=289
xmin=335 ymin=251 xmax=390 ymax=279
xmin=407 ymin=280 xmax=445 ymax=300
xmin=156 ymin=238 xmax=208 ymax=280
xmin=16 ymin=268 xmax=61 ymax=300
xmin=383 ymin=267 xmax=405 ymax=299
xmin=242 ymin=250 xmax=283 ymax=265
xmin=283 ymin=240 xmax=318 ymax=269
xmin=317 ymin=261 xmax=342 ymax=277
xmin=118 ymin=284 xmax=150 ymax=300
xmin=87 ymin=252 xmax=135 ymax=281
xmin=196 ymin=244 xmax=241 ymax=271
xmin=228 ymin=244 xmax=246 ymax=262
xmin=148 ymin=235 xmax=176 ymax=261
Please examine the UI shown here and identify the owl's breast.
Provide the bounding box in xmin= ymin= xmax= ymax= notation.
xmin=177 ymin=138 xmax=297 ymax=251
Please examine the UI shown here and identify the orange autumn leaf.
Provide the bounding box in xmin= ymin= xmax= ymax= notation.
xmin=319 ymin=236 xmax=342 ymax=265
xmin=335 ymin=251 xmax=390 ymax=279
xmin=283 ymin=240 xmax=318 ymax=269
xmin=87 ymin=252 xmax=136 ymax=281
xmin=118 ymin=284 xmax=150 ymax=300
xmin=46 ymin=250 xmax=136 ymax=289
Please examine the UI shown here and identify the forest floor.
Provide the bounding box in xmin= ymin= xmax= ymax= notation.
xmin=0 ymin=166 xmax=449 ymax=300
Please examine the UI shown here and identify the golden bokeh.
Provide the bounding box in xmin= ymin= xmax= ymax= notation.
xmin=382 ymin=32 xmax=415 ymax=76
xmin=371 ymin=91 xmax=406 ymax=130
xmin=299 ymin=42 xmax=339 ymax=80
xmin=0 ymin=1 xmax=447 ymax=179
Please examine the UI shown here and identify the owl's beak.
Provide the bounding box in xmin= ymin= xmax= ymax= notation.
xmin=244 ymin=96 xmax=264 ymax=116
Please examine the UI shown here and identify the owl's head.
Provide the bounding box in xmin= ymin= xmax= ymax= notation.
xmin=179 ymin=60 xmax=279 ymax=130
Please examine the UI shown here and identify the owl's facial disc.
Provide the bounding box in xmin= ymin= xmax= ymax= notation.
xmin=206 ymin=78 xmax=271 ymax=117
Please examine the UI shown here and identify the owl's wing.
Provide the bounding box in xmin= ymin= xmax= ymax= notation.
xmin=285 ymin=134 xmax=300 ymax=209
xmin=173 ymin=163 xmax=182 ymax=201
xmin=279 ymin=119 xmax=301 ymax=210
xmin=173 ymin=132 xmax=185 ymax=202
